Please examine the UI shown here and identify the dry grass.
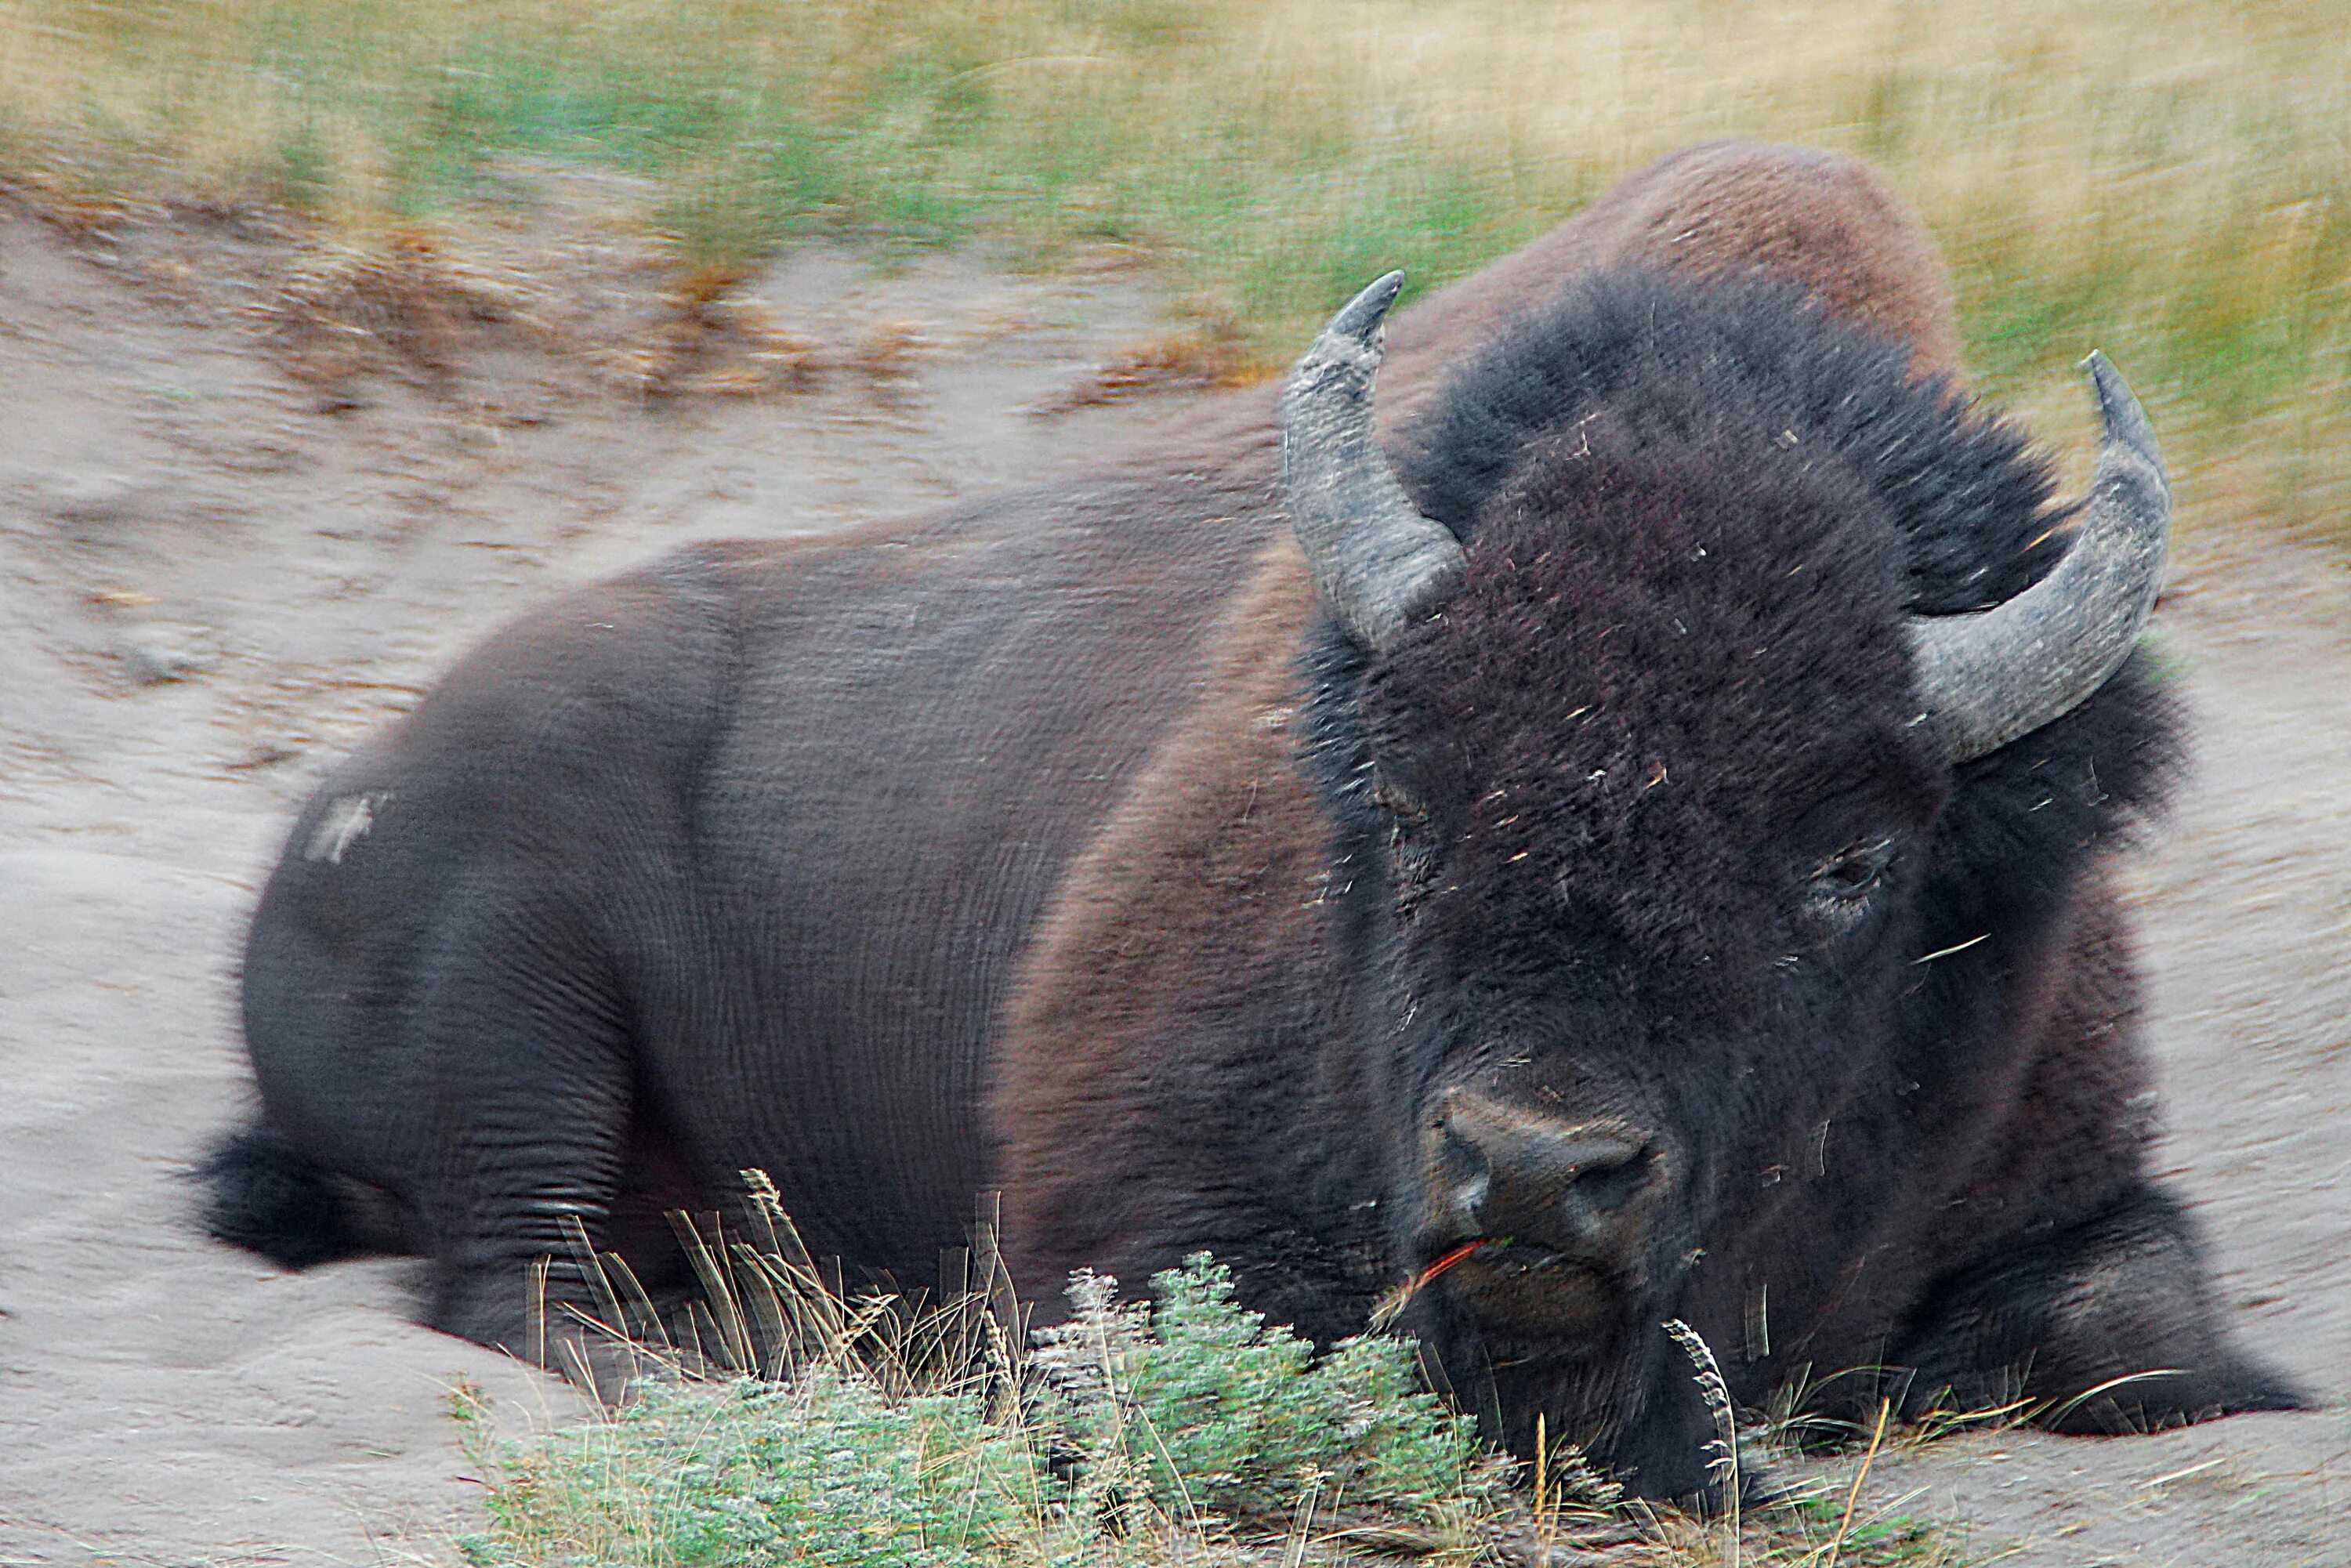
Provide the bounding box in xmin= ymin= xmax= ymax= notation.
xmin=1032 ymin=300 xmax=1257 ymax=411
xmin=0 ymin=0 xmax=2344 ymax=541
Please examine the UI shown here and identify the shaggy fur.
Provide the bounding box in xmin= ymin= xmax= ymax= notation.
xmin=204 ymin=142 xmax=2298 ymax=1502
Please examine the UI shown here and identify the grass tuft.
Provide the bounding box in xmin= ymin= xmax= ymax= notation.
xmin=452 ymin=1371 xmax=1042 ymax=1568
xmin=450 ymin=1243 xmax=1519 ymax=1567
xmin=1030 ymin=1258 xmax=1512 ymax=1545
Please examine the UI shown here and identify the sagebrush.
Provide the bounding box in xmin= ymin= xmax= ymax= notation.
xmin=451 ymin=1253 xmax=1520 ymax=1567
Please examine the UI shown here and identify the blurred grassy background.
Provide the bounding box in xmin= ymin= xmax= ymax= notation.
xmin=2 ymin=0 xmax=2345 ymax=539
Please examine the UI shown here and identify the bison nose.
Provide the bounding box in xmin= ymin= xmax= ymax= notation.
xmin=1428 ymin=1089 xmax=1667 ymax=1260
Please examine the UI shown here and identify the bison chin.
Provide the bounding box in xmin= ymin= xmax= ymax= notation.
xmin=1409 ymin=1285 xmax=1730 ymax=1506
xmin=1394 ymin=1077 xmax=1731 ymax=1501
xmin=1440 ymin=1246 xmax=1622 ymax=1334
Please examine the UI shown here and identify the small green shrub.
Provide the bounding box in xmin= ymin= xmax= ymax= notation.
xmin=447 ymin=1229 xmax=1988 ymax=1566
xmin=456 ymin=1371 xmax=1045 ymax=1568
xmin=451 ymin=1254 xmax=1512 ymax=1567
xmin=1035 ymin=1257 xmax=1505 ymax=1538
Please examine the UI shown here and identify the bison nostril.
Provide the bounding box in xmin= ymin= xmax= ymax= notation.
xmin=1568 ymin=1145 xmax=1655 ymax=1215
xmin=1452 ymin=1168 xmax=1491 ymax=1218
xmin=1433 ymin=1125 xmax=1492 ymax=1219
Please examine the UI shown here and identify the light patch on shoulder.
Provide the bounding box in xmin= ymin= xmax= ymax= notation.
xmin=306 ymin=791 xmax=389 ymax=864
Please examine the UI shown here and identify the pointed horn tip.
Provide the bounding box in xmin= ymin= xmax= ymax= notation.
xmin=2078 ymin=349 xmax=2125 ymax=408
xmin=2078 ymin=350 xmax=2160 ymax=461
xmin=1324 ymin=270 xmax=1407 ymax=346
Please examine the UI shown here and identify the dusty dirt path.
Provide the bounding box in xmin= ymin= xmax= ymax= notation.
xmin=1 ymin=199 xmax=2344 ymax=1565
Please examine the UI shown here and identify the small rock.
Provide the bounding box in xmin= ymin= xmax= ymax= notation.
xmin=42 ymin=472 xmax=148 ymax=526
xmin=225 ymin=741 xmax=303 ymax=770
xmin=118 ymin=624 xmax=218 ymax=685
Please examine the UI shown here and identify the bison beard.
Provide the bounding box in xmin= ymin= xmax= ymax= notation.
xmin=203 ymin=142 xmax=2302 ymax=1505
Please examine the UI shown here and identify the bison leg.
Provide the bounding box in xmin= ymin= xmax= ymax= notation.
xmin=1893 ymin=1184 xmax=2307 ymax=1431
xmin=1464 ymin=1320 xmax=1741 ymax=1506
xmin=1596 ymin=1323 xmax=1749 ymax=1505
xmin=410 ymin=863 xmax=645 ymax=1388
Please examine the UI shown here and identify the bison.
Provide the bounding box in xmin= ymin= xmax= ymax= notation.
xmin=202 ymin=141 xmax=2300 ymax=1500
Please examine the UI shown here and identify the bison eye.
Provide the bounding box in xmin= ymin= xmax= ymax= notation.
xmin=1809 ymin=838 xmax=1893 ymax=909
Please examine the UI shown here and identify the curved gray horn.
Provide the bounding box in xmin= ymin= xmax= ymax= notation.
xmin=1281 ymin=271 xmax=1467 ymax=653
xmin=1907 ymin=353 xmax=2171 ymax=762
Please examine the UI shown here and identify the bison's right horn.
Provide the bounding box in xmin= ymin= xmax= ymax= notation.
xmin=1906 ymin=353 xmax=2172 ymax=762
xmin=1281 ymin=271 xmax=1468 ymax=654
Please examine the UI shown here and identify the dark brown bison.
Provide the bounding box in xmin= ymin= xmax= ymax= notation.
xmin=202 ymin=141 xmax=2300 ymax=1500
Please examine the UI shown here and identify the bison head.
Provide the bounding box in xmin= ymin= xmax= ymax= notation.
xmin=1281 ymin=271 xmax=2169 ymax=1497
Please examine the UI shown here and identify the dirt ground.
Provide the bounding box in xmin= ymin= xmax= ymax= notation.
xmin=1 ymin=191 xmax=2344 ymax=1566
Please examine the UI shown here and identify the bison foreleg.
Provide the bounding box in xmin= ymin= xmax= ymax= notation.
xmin=1893 ymin=1184 xmax=2308 ymax=1432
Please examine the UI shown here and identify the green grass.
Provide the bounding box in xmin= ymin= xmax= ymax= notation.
xmin=2 ymin=2 xmax=2347 ymax=543
xmin=455 ymin=1373 xmax=1046 ymax=1568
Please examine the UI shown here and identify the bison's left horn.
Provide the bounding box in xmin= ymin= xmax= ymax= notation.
xmin=1907 ymin=353 xmax=2171 ymax=762
xmin=1281 ymin=271 xmax=1468 ymax=654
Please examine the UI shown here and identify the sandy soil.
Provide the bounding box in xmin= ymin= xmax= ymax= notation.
xmin=1 ymin=194 xmax=2344 ymax=1566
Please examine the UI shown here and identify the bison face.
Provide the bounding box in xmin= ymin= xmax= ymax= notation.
xmin=1317 ymin=424 xmax=1949 ymax=1476
xmin=1282 ymin=271 xmax=2167 ymax=1494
